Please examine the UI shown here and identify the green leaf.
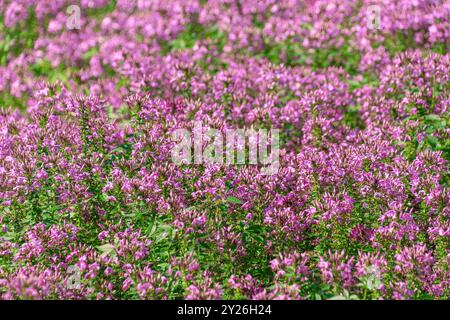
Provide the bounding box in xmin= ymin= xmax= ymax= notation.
xmin=426 ymin=135 xmax=440 ymax=149
xmin=225 ymin=196 xmax=243 ymax=204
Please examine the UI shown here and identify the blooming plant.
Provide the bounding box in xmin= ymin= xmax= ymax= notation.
xmin=0 ymin=0 xmax=449 ymax=300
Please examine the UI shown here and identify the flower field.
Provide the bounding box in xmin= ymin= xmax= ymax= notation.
xmin=0 ymin=0 xmax=449 ymax=300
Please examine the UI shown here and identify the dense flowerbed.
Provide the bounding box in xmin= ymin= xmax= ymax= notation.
xmin=0 ymin=0 xmax=449 ymax=299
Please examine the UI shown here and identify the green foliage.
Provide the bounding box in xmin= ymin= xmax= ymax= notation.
xmin=259 ymin=37 xmax=361 ymax=75
xmin=0 ymin=10 xmax=39 ymax=65
xmin=383 ymin=31 xmax=450 ymax=56
xmin=162 ymin=24 xmax=227 ymax=54
xmin=0 ymin=92 xmax=26 ymax=110
xmin=30 ymin=59 xmax=72 ymax=84
xmin=343 ymin=105 xmax=365 ymax=130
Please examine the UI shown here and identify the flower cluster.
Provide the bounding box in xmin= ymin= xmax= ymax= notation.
xmin=0 ymin=0 xmax=449 ymax=299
